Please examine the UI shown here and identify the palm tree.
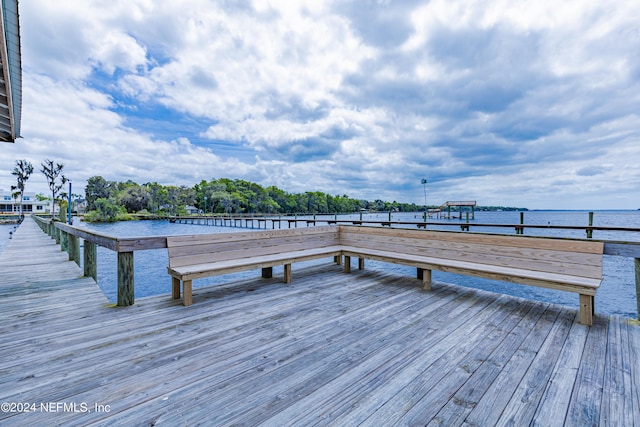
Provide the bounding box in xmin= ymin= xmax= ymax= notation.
xmin=11 ymin=159 xmax=34 ymax=217
xmin=40 ymin=159 xmax=67 ymax=219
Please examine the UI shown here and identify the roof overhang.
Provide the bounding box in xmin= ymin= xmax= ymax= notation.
xmin=0 ymin=0 xmax=21 ymax=143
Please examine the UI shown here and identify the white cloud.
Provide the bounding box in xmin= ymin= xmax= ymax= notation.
xmin=5 ymin=0 xmax=640 ymax=210
xmin=91 ymin=32 xmax=148 ymax=75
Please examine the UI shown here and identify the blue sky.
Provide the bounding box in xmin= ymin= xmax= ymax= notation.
xmin=2 ymin=0 xmax=640 ymax=209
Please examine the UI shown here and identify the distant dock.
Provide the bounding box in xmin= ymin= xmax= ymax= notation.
xmin=1 ymin=217 xmax=639 ymax=425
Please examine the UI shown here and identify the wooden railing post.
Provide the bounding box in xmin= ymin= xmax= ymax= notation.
xmin=84 ymin=240 xmax=97 ymax=280
xmin=587 ymin=211 xmax=594 ymax=238
xmin=636 ymin=258 xmax=640 ymax=321
xmin=516 ymin=212 xmax=524 ymax=235
xmin=68 ymin=234 xmax=80 ymax=266
xmin=60 ymin=230 xmax=68 ymax=252
xmin=117 ymin=251 xmax=135 ymax=306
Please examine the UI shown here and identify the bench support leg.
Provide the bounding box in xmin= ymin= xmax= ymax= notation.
xmin=579 ymin=294 xmax=594 ymax=326
xmin=344 ymin=256 xmax=351 ymax=273
xmin=358 ymin=258 xmax=365 ymax=270
xmin=344 ymin=255 xmax=351 ymax=273
xmin=421 ymin=269 xmax=432 ymax=291
xmin=262 ymin=267 xmax=273 ymax=278
xmin=183 ymin=280 xmax=193 ymax=306
xmin=284 ymin=264 xmax=292 ymax=284
xmin=172 ymin=277 xmax=181 ymax=299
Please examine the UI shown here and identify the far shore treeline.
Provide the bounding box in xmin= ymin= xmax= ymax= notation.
xmin=82 ymin=176 xmax=523 ymax=222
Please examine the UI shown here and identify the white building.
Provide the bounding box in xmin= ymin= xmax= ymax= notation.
xmin=0 ymin=190 xmax=49 ymax=214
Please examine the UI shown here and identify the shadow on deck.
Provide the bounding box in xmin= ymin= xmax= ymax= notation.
xmin=1 ymin=220 xmax=639 ymax=426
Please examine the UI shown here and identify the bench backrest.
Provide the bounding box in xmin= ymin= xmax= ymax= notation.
xmin=338 ymin=226 xmax=604 ymax=280
xmin=167 ymin=225 xmax=340 ymax=269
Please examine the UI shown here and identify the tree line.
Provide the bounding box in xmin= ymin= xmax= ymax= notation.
xmin=84 ymin=176 xmax=424 ymax=222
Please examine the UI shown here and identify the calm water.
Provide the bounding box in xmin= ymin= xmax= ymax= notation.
xmin=46 ymin=211 xmax=640 ymax=318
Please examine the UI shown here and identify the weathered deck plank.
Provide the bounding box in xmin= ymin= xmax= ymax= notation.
xmin=1 ymin=217 xmax=639 ymax=426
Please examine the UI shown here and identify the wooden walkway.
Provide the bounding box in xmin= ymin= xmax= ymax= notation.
xmin=1 ymin=218 xmax=640 ymax=426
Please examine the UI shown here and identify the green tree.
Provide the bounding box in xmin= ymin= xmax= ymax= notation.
xmin=144 ymin=182 xmax=170 ymax=213
xmin=118 ymin=185 xmax=150 ymax=213
xmin=11 ymin=159 xmax=34 ymax=217
xmin=85 ymin=198 xmax=129 ymax=222
xmin=85 ymin=176 xmax=115 ymax=211
xmin=40 ymin=159 xmax=67 ymax=219
xmin=164 ymin=185 xmax=195 ymax=215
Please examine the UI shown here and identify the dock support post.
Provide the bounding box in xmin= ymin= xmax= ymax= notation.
xmin=60 ymin=230 xmax=68 ymax=252
xmin=587 ymin=212 xmax=594 ymax=238
xmin=636 ymin=258 xmax=640 ymax=321
xmin=84 ymin=240 xmax=97 ymax=280
xmin=117 ymin=251 xmax=135 ymax=306
xmin=68 ymin=234 xmax=80 ymax=266
xmin=516 ymin=212 xmax=524 ymax=235
xmin=461 ymin=212 xmax=470 ymax=231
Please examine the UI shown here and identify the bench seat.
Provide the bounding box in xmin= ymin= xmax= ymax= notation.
xmin=169 ymin=245 xmax=343 ymax=282
xmin=338 ymin=226 xmax=603 ymax=325
xmin=340 ymin=246 xmax=601 ymax=294
xmin=166 ymin=224 xmax=603 ymax=325
xmin=167 ymin=226 xmax=342 ymax=306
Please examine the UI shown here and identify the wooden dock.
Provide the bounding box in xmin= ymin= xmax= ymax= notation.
xmin=1 ymin=218 xmax=640 ymax=426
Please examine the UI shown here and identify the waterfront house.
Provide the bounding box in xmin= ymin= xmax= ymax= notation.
xmin=0 ymin=189 xmax=50 ymax=214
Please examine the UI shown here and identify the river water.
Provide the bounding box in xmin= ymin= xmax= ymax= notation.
xmin=12 ymin=210 xmax=640 ymax=319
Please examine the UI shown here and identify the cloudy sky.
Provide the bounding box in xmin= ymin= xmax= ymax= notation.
xmin=2 ymin=0 xmax=639 ymax=209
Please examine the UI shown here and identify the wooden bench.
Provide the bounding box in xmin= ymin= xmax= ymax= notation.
xmin=167 ymin=226 xmax=342 ymax=306
xmin=338 ymin=226 xmax=603 ymax=326
xmin=167 ymin=225 xmax=603 ymax=325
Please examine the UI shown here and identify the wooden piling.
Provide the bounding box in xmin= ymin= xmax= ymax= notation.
xmin=587 ymin=211 xmax=594 ymax=238
xmin=61 ymin=230 xmax=68 ymax=252
xmin=117 ymin=251 xmax=135 ymax=306
xmin=636 ymin=258 xmax=640 ymax=321
xmin=461 ymin=212 xmax=470 ymax=231
xmin=68 ymin=234 xmax=80 ymax=266
xmin=84 ymin=240 xmax=97 ymax=280
xmin=516 ymin=212 xmax=524 ymax=235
